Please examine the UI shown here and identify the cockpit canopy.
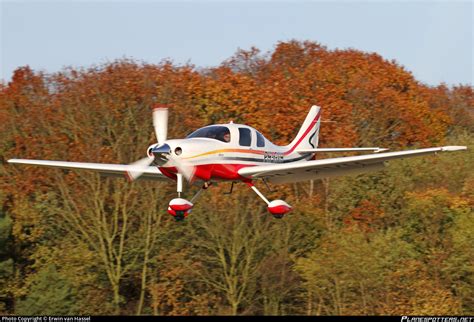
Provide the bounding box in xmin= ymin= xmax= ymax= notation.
xmin=187 ymin=126 xmax=231 ymax=143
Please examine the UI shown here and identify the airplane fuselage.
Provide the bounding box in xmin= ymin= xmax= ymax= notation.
xmin=153 ymin=123 xmax=313 ymax=182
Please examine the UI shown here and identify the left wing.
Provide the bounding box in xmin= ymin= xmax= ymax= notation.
xmin=7 ymin=159 xmax=169 ymax=181
xmin=238 ymin=146 xmax=467 ymax=184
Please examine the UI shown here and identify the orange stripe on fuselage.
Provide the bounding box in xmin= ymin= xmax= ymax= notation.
xmin=183 ymin=148 xmax=265 ymax=160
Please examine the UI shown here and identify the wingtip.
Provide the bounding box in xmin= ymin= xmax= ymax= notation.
xmin=441 ymin=146 xmax=468 ymax=152
xmin=7 ymin=159 xmax=20 ymax=164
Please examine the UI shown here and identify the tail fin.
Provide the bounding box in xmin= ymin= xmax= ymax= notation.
xmin=286 ymin=105 xmax=321 ymax=153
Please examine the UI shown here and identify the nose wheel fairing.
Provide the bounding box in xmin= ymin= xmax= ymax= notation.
xmin=166 ymin=181 xmax=213 ymax=221
xmin=168 ymin=198 xmax=194 ymax=221
xmin=169 ymin=198 xmax=193 ymax=211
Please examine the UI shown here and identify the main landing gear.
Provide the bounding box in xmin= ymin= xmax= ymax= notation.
xmin=246 ymin=182 xmax=292 ymax=219
xmin=166 ymin=174 xmax=291 ymax=220
xmin=167 ymin=174 xmax=211 ymax=221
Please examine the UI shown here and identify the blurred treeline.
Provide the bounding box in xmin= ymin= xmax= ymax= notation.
xmin=0 ymin=40 xmax=472 ymax=315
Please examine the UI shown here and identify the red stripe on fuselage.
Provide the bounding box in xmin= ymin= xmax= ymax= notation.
xmin=160 ymin=163 xmax=255 ymax=181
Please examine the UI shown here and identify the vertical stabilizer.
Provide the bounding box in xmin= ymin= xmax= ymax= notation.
xmin=285 ymin=105 xmax=321 ymax=153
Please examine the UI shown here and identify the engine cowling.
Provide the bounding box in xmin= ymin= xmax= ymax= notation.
xmin=267 ymin=200 xmax=292 ymax=219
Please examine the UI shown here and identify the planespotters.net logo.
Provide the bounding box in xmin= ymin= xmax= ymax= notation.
xmin=402 ymin=317 xmax=473 ymax=322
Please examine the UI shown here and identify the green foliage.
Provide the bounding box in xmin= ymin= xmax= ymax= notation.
xmin=16 ymin=265 xmax=78 ymax=315
xmin=0 ymin=215 xmax=13 ymax=252
xmin=0 ymin=212 xmax=14 ymax=313
xmin=296 ymin=229 xmax=417 ymax=315
xmin=442 ymin=206 xmax=474 ymax=313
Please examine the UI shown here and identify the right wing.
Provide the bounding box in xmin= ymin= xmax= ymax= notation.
xmin=238 ymin=146 xmax=467 ymax=184
xmin=7 ymin=159 xmax=169 ymax=181
xmin=296 ymin=147 xmax=389 ymax=153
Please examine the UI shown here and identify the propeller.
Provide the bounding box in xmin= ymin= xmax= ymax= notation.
xmin=125 ymin=105 xmax=196 ymax=182
xmin=167 ymin=155 xmax=196 ymax=182
xmin=125 ymin=155 xmax=155 ymax=182
xmin=153 ymin=107 xmax=168 ymax=145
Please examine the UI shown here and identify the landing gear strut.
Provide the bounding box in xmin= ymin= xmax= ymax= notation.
xmin=246 ymin=182 xmax=292 ymax=219
xmin=167 ymin=174 xmax=211 ymax=221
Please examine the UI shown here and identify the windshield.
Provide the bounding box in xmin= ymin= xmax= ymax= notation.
xmin=187 ymin=126 xmax=231 ymax=143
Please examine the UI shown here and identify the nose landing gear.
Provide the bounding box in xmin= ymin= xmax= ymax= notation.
xmin=167 ymin=173 xmax=211 ymax=221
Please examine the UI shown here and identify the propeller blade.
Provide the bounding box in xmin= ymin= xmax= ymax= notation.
xmin=125 ymin=156 xmax=154 ymax=181
xmin=152 ymin=106 xmax=168 ymax=145
xmin=168 ymin=155 xmax=196 ymax=182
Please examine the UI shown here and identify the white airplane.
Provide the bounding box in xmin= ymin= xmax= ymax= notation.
xmin=8 ymin=105 xmax=467 ymax=221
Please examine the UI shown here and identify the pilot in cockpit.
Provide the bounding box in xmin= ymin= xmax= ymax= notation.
xmin=215 ymin=127 xmax=231 ymax=143
xmin=223 ymin=132 xmax=230 ymax=142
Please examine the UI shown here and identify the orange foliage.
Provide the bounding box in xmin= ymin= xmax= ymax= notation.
xmin=2 ymin=41 xmax=454 ymax=173
xmin=383 ymin=260 xmax=462 ymax=315
xmin=344 ymin=198 xmax=385 ymax=233
xmin=148 ymin=256 xmax=219 ymax=315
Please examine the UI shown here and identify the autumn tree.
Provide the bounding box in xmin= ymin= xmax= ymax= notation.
xmin=0 ymin=40 xmax=471 ymax=316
